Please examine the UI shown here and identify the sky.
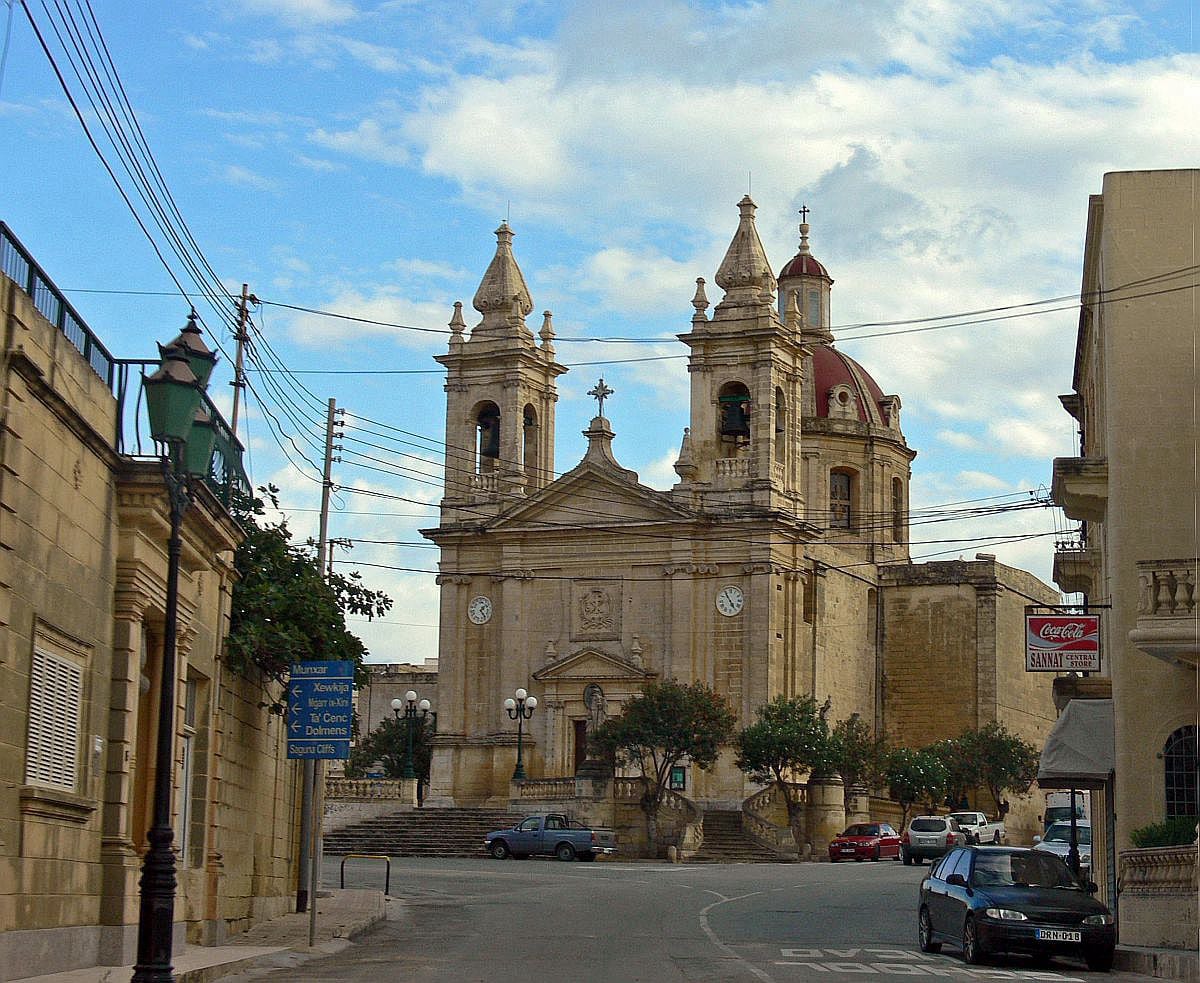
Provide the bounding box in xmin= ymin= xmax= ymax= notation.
xmin=1 ymin=0 xmax=1197 ymax=668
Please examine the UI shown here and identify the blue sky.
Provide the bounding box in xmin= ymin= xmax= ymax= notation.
xmin=2 ymin=0 xmax=1197 ymax=666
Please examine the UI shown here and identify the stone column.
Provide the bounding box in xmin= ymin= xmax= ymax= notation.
xmin=845 ymin=784 xmax=871 ymax=826
xmin=806 ymin=773 xmax=846 ymax=861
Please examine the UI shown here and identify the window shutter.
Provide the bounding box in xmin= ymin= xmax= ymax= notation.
xmin=25 ymin=647 xmax=83 ymax=790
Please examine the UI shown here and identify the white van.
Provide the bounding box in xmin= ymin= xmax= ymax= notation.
xmin=1042 ymin=791 xmax=1089 ymax=832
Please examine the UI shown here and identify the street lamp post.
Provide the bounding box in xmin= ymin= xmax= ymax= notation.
xmin=504 ymin=688 xmax=537 ymax=781
xmin=133 ymin=314 xmax=217 ymax=983
xmin=391 ymin=691 xmax=431 ymax=781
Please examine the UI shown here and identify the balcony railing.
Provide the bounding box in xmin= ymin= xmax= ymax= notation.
xmin=1 ymin=221 xmax=115 ymax=387
xmin=3 ymin=221 xmax=247 ymax=505
xmin=1130 ymin=559 xmax=1199 ymax=667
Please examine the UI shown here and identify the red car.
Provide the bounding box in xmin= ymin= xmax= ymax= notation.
xmin=829 ymin=822 xmax=902 ymax=862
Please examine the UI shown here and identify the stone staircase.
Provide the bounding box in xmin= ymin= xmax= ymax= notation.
xmin=323 ymin=807 xmax=524 ymax=858
xmin=690 ymin=809 xmax=791 ymax=863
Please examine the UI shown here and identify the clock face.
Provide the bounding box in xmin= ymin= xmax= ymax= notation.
xmin=467 ymin=595 xmax=493 ymax=625
xmin=716 ymin=585 xmax=744 ymax=617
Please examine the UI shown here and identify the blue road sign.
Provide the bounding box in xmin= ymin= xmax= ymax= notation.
xmin=287 ymin=661 xmax=354 ymax=759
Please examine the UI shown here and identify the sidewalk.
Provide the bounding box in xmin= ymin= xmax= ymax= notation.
xmin=14 ymin=889 xmax=387 ymax=983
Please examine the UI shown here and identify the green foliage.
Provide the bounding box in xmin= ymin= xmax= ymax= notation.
xmin=927 ymin=738 xmax=976 ymax=809
xmin=224 ymin=486 xmax=392 ymax=709
xmin=963 ymin=720 xmax=1041 ymax=809
xmin=829 ymin=713 xmax=890 ymax=792
xmin=1130 ymin=816 xmax=1198 ymax=848
xmin=590 ymin=679 xmax=736 ymax=830
xmin=344 ymin=714 xmax=433 ymax=780
xmin=735 ymin=695 xmax=837 ymax=795
xmin=885 ymin=747 xmax=948 ymax=829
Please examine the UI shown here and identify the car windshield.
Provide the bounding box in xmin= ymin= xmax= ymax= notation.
xmin=949 ymin=813 xmax=977 ymax=825
xmin=842 ymin=825 xmax=879 ymax=836
xmin=910 ymin=819 xmax=945 ymax=832
xmin=971 ymin=851 xmax=1081 ymax=890
xmin=1044 ymin=824 xmax=1092 ymax=845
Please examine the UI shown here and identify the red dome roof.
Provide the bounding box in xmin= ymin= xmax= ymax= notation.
xmin=779 ymin=251 xmax=831 ymax=280
xmin=812 ymin=345 xmax=891 ymax=425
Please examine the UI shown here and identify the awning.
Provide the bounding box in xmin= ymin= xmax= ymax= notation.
xmin=1037 ymin=698 xmax=1115 ymax=790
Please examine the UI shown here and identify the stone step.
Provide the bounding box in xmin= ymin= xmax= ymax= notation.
xmin=324 ymin=807 xmax=523 ymax=857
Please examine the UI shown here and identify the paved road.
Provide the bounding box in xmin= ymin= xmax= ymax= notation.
xmin=230 ymin=856 xmax=1158 ymax=983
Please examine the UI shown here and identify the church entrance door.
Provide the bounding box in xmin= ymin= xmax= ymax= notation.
xmin=573 ymin=719 xmax=589 ymax=774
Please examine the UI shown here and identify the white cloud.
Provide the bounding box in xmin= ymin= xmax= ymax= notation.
xmin=336 ymin=38 xmax=405 ymax=73
xmin=987 ymin=417 xmax=1072 ymax=459
xmin=284 ymin=287 xmax=453 ymax=351
xmin=937 ymin=430 xmax=983 ymax=451
xmin=232 ymin=0 xmax=357 ymax=26
xmin=638 ymin=447 xmax=682 ymax=491
xmin=309 ymin=119 xmax=410 ymax=165
xmin=219 ymin=164 xmax=280 ymax=192
xmin=955 ymin=470 xmax=1012 ymax=491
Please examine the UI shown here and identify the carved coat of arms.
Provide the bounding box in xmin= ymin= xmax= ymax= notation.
xmin=571 ymin=580 xmax=621 ymax=641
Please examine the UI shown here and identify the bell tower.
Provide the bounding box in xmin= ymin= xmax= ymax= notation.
xmin=673 ymin=196 xmax=805 ymax=513
xmin=435 ymin=222 xmax=567 ymax=517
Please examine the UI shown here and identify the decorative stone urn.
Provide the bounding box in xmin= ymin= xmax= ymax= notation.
xmin=806 ymin=773 xmax=846 ymax=860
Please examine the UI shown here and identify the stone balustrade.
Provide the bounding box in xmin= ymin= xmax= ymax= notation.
xmin=1118 ymin=845 xmax=1199 ymax=950
xmin=468 ymin=471 xmax=500 ymax=493
xmin=1119 ymin=844 xmax=1199 ymax=896
xmin=517 ymin=777 xmax=576 ymax=799
xmin=715 ymin=457 xmax=756 ymax=480
xmin=1131 ymin=559 xmax=1199 ymax=666
xmin=742 ymin=781 xmax=806 ymax=856
xmin=325 ymin=777 xmax=404 ymax=799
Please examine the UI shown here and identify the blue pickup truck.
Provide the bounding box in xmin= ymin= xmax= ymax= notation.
xmin=484 ymin=813 xmax=617 ymax=862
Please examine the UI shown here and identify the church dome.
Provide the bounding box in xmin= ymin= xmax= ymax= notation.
xmin=778 ymin=250 xmax=831 ymax=281
xmin=812 ymin=345 xmax=894 ymax=427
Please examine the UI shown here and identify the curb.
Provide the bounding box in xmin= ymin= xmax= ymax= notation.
xmin=1114 ymin=944 xmax=1199 ymax=982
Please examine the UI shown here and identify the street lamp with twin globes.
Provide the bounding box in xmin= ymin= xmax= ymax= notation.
xmin=504 ymin=688 xmax=537 ymax=781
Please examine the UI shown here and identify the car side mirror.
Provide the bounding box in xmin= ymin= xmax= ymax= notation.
xmin=1032 ymin=835 xmax=1042 ymax=844
xmin=946 ymin=873 xmax=967 ymax=888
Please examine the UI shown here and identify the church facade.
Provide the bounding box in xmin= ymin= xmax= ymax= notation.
xmin=422 ymin=198 xmax=1059 ymax=834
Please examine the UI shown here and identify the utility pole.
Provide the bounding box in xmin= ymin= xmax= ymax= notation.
xmin=230 ymin=283 xmax=256 ymax=442
xmin=296 ymin=398 xmax=341 ymax=917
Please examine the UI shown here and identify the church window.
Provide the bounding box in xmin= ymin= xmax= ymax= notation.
xmin=830 ymin=470 xmax=853 ymax=529
xmin=522 ymin=404 xmax=539 ymax=478
xmin=718 ymin=382 xmax=751 ymax=443
xmin=774 ymin=388 xmax=787 ymax=461
xmin=892 ymin=477 xmax=905 ymax=544
xmin=476 ymin=403 xmax=500 ymax=472
xmin=807 ymin=289 xmax=821 ymax=326
xmin=1163 ymin=725 xmax=1198 ymax=819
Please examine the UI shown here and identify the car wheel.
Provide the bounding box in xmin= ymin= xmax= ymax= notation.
xmin=902 ymin=848 xmax=913 ymax=866
xmin=555 ymin=842 xmax=576 ymax=862
xmin=962 ymin=916 xmax=986 ymax=965
xmin=918 ymin=907 xmax=941 ymax=953
xmin=489 ymin=840 xmax=510 ymax=860
xmin=1084 ymin=946 xmax=1114 ymax=972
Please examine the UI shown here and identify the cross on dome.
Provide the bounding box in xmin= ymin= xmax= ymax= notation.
xmin=587 ymin=378 xmax=614 ymax=418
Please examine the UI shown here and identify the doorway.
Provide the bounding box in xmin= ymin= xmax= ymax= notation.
xmin=573 ymin=720 xmax=589 ymax=774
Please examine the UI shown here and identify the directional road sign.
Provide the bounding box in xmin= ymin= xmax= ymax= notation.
xmin=287 ymin=661 xmax=354 ymax=759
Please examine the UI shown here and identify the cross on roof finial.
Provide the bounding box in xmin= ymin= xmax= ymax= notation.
xmin=588 ymin=377 xmax=614 ymax=418
xmin=799 ymin=204 xmax=810 ymax=224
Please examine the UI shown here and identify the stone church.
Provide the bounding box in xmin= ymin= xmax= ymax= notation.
xmin=422 ymin=197 xmax=1059 ymax=836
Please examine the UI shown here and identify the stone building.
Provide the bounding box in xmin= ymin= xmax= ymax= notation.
xmin=1050 ymin=169 xmax=1198 ymax=956
xmin=0 ymin=226 xmax=300 ymax=977
xmin=420 ymin=197 xmax=1061 ymax=843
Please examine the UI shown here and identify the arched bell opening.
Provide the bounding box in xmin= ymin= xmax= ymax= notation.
xmin=522 ymin=404 xmax=539 ymax=481
xmin=718 ymin=381 xmax=751 ymax=452
xmin=475 ymin=402 xmax=501 ymax=473
xmin=774 ymin=386 xmax=787 ymax=463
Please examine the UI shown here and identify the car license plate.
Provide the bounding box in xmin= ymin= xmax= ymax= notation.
xmin=841 ymin=847 xmax=855 ymax=853
xmin=1036 ymin=929 xmax=1081 ymax=942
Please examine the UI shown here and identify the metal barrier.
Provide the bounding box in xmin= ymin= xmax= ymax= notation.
xmin=340 ymin=853 xmax=391 ymax=896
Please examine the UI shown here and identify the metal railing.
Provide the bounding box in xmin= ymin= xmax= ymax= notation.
xmin=1 ymin=221 xmax=115 ymax=388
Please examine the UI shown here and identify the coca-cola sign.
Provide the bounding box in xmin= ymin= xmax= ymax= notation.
xmin=1025 ymin=614 xmax=1101 ymax=672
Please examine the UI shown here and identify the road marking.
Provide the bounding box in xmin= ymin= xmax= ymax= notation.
xmin=699 ymin=892 xmax=775 ymax=982
xmin=772 ymin=949 xmax=1084 ymax=980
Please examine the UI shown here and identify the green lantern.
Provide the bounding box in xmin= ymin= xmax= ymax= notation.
xmin=185 ymin=407 xmax=218 ymax=479
xmin=144 ymin=349 xmax=203 ymax=445
xmin=158 ymin=310 xmax=218 ymax=389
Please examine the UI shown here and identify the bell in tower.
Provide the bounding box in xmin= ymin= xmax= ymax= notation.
xmin=718 ymin=384 xmax=752 ymax=441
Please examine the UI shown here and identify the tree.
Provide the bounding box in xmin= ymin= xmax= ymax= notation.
xmin=959 ymin=720 xmax=1041 ymax=813
xmin=928 ymin=737 xmax=977 ymax=810
xmin=735 ymin=695 xmax=837 ymax=852
xmin=225 ymin=486 xmax=392 ymax=710
xmin=829 ymin=713 xmax=890 ymax=799
xmin=590 ymin=680 xmax=736 ymax=854
xmin=885 ymin=747 xmax=949 ymax=830
xmin=345 ymin=714 xmax=433 ymax=784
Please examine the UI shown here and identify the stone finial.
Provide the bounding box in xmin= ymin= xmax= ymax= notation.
xmin=544 ymin=639 xmax=558 ymax=662
xmin=714 ymin=195 xmax=777 ymax=308
xmin=448 ymin=301 xmax=466 ymax=349
xmin=673 ymin=426 xmax=696 ymax=480
xmin=472 ymin=221 xmax=534 ymax=329
xmin=629 ymin=635 xmax=643 ymax=667
xmin=785 ymin=289 xmax=803 ymax=332
xmin=691 ymin=277 xmax=710 ymax=320
xmin=539 ymin=310 xmax=556 ymax=354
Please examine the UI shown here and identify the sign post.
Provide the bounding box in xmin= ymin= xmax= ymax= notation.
xmin=287 ymin=661 xmax=353 ymax=948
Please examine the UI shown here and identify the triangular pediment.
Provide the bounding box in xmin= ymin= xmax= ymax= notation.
xmin=492 ymin=464 xmax=693 ymax=531
xmin=533 ymin=648 xmax=656 ymax=683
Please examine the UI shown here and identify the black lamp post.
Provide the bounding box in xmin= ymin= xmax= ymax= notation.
xmin=504 ymin=688 xmax=537 ymax=781
xmin=391 ymin=691 xmax=430 ymax=781
xmin=133 ymin=314 xmax=217 ymax=983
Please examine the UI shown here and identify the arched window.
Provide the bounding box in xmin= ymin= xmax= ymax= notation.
xmin=774 ymin=387 xmax=787 ymax=461
xmin=1164 ymin=725 xmax=1198 ymax=819
xmin=476 ymin=403 xmax=500 ymax=472
xmin=807 ymin=288 xmax=821 ymax=326
xmin=718 ymin=381 xmax=751 ymax=445
xmin=892 ymin=477 xmax=905 ymax=544
xmin=830 ymin=470 xmax=853 ymax=529
xmin=522 ymin=404 xmax=539 ymax=479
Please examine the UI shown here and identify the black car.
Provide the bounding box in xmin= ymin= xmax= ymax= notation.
xmin=918 ymin=845 xmax=1115 ymax=971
